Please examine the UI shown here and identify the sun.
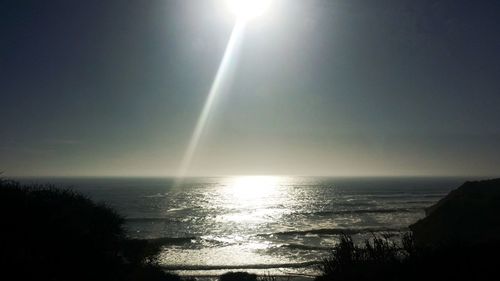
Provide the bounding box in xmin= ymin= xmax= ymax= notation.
xmin=226 ymin=0 xmax=272 ymax=21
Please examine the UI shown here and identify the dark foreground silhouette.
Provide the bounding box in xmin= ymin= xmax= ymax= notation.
xmin=2 ymin=178 xmax=499 ymax=281
xmin=316 ymin=178 xmax=500 ymax=281
xmin=0 ymin=179 xmax=180 ymax=281
xmin=316 ymin=233 xmax=499 ymax=281
xmin=410 ymin=178 xmax=500 ymax=246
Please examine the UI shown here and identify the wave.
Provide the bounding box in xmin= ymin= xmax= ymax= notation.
xmin=126 ymin=217 xmax=190 ymax=223
xmin=128 ymin=207 xmax=420 ymax=223
xmin=402 ymin=200 xmax=437 ymax=204
xmin=161 ymin=261 xmax=321 ymax=270
xmin=309 ymin=208 xmax=420 ymax=216
xmin=142 ymin=193 xmax=167 ymax=198
xmin=367 ymin=193 xmax=447 ymax=199
xmin=278 ymin=243 xmax=332 ymax=251
xmin=126 ymin=217 xmax=172 ymax=222
xmin=138 ymin=228 xmax=405 ymax=246
xmin=260 ymin=227 xmax=405 ymax=237
xmin=146 ymin=236 xmax=196 ymax=245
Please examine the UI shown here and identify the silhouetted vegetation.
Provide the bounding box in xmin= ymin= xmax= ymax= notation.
xmin=0 ymin=179 xmax=180 ymax=281
xmin=316 ymin=178 xmax=500 ymax=281
xmin=219 ymin=272 xmax=258 ymax=281
xmin=258 ymin=273 xmax=279 ymax=281
xmin=316 ymin=232 xmax=499 ymax=281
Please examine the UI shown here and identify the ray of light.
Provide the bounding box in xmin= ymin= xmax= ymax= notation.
xmin=176 ymin=21 xmax=247 ymax=180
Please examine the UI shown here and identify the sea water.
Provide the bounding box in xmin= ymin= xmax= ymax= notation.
xmin=19 ymin=176 xmax=463 ymax=277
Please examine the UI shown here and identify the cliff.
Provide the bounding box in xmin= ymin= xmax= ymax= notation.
xmin=410 ymin=178 xmax=500 ymax=246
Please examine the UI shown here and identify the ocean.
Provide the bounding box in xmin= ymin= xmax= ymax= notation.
xmin=18 ymin=176 xmax=464 ymax=277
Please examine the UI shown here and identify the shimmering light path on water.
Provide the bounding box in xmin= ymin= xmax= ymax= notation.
xmin=25 ymin=176 xmax=465 ymax=276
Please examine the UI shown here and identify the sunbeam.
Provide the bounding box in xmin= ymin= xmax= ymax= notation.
xmin=176 ymin=21 xmax=247 ymax=180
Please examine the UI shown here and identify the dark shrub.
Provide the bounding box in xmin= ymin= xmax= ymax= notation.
xmin=316 ymin=233 xmax=500 ymax=281
xmin=219 ymin=272 xmax=258 ymax=281
xmin=0 ymin=179 xmax=178 ymax=281
xmin=316 ymin=233 xmax=403 ymax=281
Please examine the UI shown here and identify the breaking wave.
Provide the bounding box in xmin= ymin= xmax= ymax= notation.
xmin=161 ymin=261 xmax=321 ymax=270
xmin=259 ymin=227 xmax=405 ymax=237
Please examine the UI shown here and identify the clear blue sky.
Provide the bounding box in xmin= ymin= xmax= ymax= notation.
xmin=1 ymin=0 xmax=500 ymax=177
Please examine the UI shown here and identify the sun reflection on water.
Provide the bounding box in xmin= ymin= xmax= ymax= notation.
xmin=218 ymin=176 xmax=288 ymax=223
xmin=226 ymin=176 xmax=282 ymax=200
xmin=107 ymin=176 xmax=451 ymax=276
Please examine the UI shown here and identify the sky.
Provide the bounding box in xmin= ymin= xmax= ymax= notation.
xmin=1 ymin=0 xmax=500 ymax=177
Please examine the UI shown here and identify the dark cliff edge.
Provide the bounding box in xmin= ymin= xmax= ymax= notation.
xmin=315 ymin=179 xmax=500 ymax=281
xmin=410 ymin=178 xmax=500 ymax=246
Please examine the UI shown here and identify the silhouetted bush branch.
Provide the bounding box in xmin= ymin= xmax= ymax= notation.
xmin=316 ymin=232 xmax=499 ymax=281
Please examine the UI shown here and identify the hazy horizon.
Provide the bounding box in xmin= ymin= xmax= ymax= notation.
xmin=9 ymin=174 xmax=494 ymax=180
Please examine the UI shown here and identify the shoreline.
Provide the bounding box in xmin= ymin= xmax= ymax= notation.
xmin=175 ymin=275 xmax=316 ymax=281
xmin=162 ymin=260 xmax=322 ymax=279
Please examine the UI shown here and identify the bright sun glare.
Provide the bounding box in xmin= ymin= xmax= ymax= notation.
xmin=226 ymin=0 xmax=272 ymax=20
xmin=226 ymin=176 xmax=281 ymax=200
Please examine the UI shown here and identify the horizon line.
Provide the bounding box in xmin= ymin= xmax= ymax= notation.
xmin=7 ymin=174 xmax=499 ymax=179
